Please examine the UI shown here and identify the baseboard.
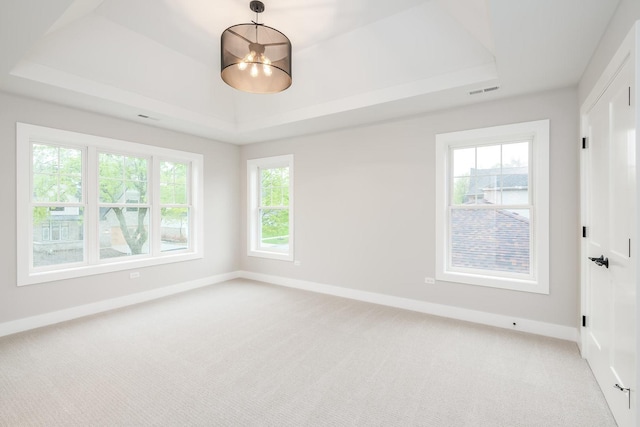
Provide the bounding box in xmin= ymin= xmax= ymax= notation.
xmin=0 ymin=271 xmax=240 ymax=338
xmin=1 ymin=270 xmax=578 ymax=343
xmin=238 ymin=271 xmax=578 ymax=342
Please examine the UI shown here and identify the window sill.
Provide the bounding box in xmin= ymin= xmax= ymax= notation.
xmin=435 ymin=270 xmax=549 ymax=294
xmin=248 ymin=250 xmax=293 ymax=262
xmin=18 ymin=252 xmax=203 ymax=286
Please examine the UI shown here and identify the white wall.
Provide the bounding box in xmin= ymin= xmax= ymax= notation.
xmin=579 ymin=2 xmax=640 ymax=104
xmin=0 ymin=92 xmax=240 ymax=324
xmin=240 ymin=87 xmax=580 ymax=328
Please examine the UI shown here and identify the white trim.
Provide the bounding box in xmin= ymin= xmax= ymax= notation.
xmin=0 ymin=272 xmax=239 ymax=338
xmin=435 ymin=120 xmax=550 ymax=294
xmin=238 ymin=271 xmax=577 ymax=342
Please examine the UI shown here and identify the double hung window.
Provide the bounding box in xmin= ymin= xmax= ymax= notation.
xmin=435 ymin=120 xmax=549 ymax=293
xmin=17 ymin=123 xmax=203 ymax=285
xmin=247 ymin=155 xmax=294 ymax=261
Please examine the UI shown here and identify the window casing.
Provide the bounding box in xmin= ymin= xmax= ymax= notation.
xmin=247 ymin=155 xmax=294 ymax=261
xmin=17 ymin=123 xmax=203 ymax=286
xmin=435 ymin=120 xmax=549 ymax=294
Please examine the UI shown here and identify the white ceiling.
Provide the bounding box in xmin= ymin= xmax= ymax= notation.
xmin=0 ymin=0 xmax=619 ymax=144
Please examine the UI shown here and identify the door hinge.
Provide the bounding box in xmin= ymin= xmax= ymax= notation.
xmin=582 ymin=226 xmax=587 ymax=238
xmin=582 ymin=137 xmax=588 ymax=149
xmin=582 ymin=315 xmax=587 ymax=327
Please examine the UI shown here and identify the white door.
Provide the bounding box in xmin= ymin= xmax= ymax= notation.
xmin=584 ymin=58 xmax=636 ymax=427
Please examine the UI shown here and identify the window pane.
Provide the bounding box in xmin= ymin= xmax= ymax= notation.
xmin=33 ymin=207 xmax=84 ymax=267
xmin=502 ymin=141 xmax=529 ymax=169
xmin=33 ymin=173 xmax=58 ymax=202
xmin=450 ymin=208 xmax=530 ymax=275
xmin=452 ymin=142 xmax=530 ymax=207
xmin=452 ymin=176 xmax=470 ymax=205
xmin=100 ymin=178 xmax=125 ymax=203
xmin=260 ymin=208 xmax=289 ymax=249
xmin=452 ymin=147 xmax=475 ymax=177
xmin=32 ymin=144 xmax=82 ymax=203
xmin=33 ymin=144 xmax=58 ymax=174
xmin=502 ymin=174 xmax=529 ymax=204
xmin=59 ymin=147 xmax=82 ymax=175
xmin=261 ymin=167 xmax=289 ymax=207
xmin=99 ymin=153 xmax=148 ymax=204
xmin=125 ymin=157 xmax=148 ymax=203
xmin=478 ymin=175 xmax=502 ymax=204
xmin=161 ymin=208 xmax=189 ymax=252
xmin=99 ymin=153 xmax=124 ymax=178
xmin=465 ymin=177 xmax=481 ymax=204
xmin=476 ymin=145 xmax=501 ymax=171
xmin=99 ymin=207 xmax=150 ymax=259
xmin=160 ymin=161 xmax=188 ymax=204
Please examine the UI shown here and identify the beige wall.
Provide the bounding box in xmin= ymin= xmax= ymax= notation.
xmin=0 ymin=92 xmax=240 ymax=323
xmin=240 ymin=87 xmax=580 ymax=328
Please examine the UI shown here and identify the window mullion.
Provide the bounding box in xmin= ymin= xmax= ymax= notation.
xmin=86 ymin=146 xmax=98 ymax=265
xmin=152 ymin=156 xmax=160 ymax=256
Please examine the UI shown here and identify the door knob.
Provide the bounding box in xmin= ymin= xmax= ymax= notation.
xmin=589 ymin=255 xmax=609 ymax=268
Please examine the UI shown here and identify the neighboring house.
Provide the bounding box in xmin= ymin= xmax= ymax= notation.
xmin=453 ymin=167 xmax=530 ymax=274
xmin=32 ymin=207 xmax=83 ymax=267
xmin=464 ymin=167 xmax=528 ymax=207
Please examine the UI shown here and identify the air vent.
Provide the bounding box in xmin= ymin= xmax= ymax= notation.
xmin=137 ymin=114 xmax=159 ymax=121
xmin=469 ymin=86 xmax=500 ymax=95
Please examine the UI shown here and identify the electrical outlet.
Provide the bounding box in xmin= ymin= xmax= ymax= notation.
xmin=424 ymin=277 xmax=435 ymax=284
xmin=130 ymin=272 xmax=140 ymax=279
xmin=294 ymin=260 xmax=301 ymax=267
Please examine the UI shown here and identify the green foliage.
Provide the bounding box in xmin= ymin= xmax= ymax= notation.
xmin=32 ymin=207 xmax=49 ymax=226
xmin=161 ymin=207 xmax=188 ymax=240
xmin=32 ymin=145 xmax=155 ymax=255
xmin=160 ymin=161 xmax=187 ymax=204
xmin=261 ymin=209 xmax=289 ymax=245
xmin=96 ymin=153 xmax=149 ymax=254
xmin=260 ymin=167 xmax=289 ymax=207
xmin=259 ymin=166 xmax=290 ymax=245
xmin=453 ymin=176 xmax=469 ymax=204
xmin=32 ymin=144 xmax=82 ymax=203
xmin=99 ymin=153 xmax=148 ymax=204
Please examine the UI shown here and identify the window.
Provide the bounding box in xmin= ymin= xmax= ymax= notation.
xmin=17 ymin=123 xmax=203 ymax=286
xmin=435 ymin=120 xmax=549 ymax=294
xmin=247 ymin=155 xmax=294 ymax=261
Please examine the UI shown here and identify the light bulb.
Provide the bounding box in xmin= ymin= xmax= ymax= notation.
xmin=250 ymin=64 xmax=258 ymax=77
xmin=238 ymin=62 xmax=247 ymax=71
xmin=263 ymin=64 xmax=272 ymax=76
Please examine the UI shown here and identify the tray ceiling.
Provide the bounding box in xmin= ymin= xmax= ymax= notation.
xmin=0 ymin=0 xmax=619 ymax=144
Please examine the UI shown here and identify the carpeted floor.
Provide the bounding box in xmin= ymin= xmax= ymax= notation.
xmin=0 ymin=279 xmax=616 ymax=426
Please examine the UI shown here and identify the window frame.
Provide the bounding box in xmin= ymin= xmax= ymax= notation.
xmin=435 ymin=120 xmax=549 ymax=294
xmin=247 ymin=155 xmax=294 ymax=261
xmin=17 ymin=122 xmax=204 ymax=286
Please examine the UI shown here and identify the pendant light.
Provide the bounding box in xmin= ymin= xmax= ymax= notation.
xmin=221 ymin=1 xmax=292 ymax=94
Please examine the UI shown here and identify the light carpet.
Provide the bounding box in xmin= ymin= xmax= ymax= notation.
xmin=0 ymin=279 xmax=615 ymax=426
